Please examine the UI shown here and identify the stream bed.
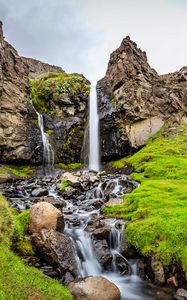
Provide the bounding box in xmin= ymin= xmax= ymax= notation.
xmin=0 ymin=170 xmax=174 ymax=300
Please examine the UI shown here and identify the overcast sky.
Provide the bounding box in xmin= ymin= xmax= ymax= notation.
xmin=1 ymin=0 xmax=187 ymax=83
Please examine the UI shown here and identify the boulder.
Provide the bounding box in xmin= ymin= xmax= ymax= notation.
xmin=32 ymin=229 xmax=79 ymax=283
xmin=68 ymin=276 xmax=121 ymax=300
xmin=92 ymin=239 xmax=112 ymax=269
xmin=29 ymin=202 xmax=64 ymax=233
xmin=174 ymin=288 xmax=187 ymax=300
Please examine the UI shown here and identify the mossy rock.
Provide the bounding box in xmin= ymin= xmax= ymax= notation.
xmin=0 ymin=195 xmax=73 ymax=300
xmin=30 ymin=72 xmax=90 ymax=114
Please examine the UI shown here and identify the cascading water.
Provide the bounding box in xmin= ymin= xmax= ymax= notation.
xmin=89 ymin=85 xmax=100 ymax=171
xmin=36 ymin=112 xmax=54 ymax=175
xmin=64 ymin=175 xmax=155 ymax=300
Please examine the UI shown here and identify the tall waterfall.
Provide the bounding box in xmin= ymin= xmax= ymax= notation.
xmin=36 ymin=112 xmax=54 ymax=175
xmin=89 ymin=85 xmax=100 ymax=171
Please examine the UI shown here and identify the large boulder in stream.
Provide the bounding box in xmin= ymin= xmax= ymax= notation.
xmin=68 ymin=276 xmax=121 ymax=300
xmin=29 ymin=202 xmax=64 ymax=233
xmin=32 ymin=229 xmax=79 ymax=283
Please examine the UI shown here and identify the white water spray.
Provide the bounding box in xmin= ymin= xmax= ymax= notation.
xmin=36 ymin=112 xmax=54 ymax=175
xmin=89 ymin=85 xmax=100 ymax=171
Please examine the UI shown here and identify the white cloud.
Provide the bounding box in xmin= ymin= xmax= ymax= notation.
xmin=0 ymin=0 xmax=187 ymax=83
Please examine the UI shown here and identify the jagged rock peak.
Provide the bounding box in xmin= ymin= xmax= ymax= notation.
xmin=102 ymin=36 xmax=157 ymax=92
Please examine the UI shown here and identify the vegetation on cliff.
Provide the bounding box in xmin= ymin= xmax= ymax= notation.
xmin=0 ymin=165 xmax=33 ymax=178
xmin=30 ymin=72 xmax=90 ymax=114
xmin=0 ymin=195 xmax=73 ymax=300
xmin=106 ymin=124 xmax=187 ymax=274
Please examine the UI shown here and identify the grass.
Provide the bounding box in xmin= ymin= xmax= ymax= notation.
xmin=105 ymin=124 xmax=187 ymax=273
xmin=0 ymin=195 xmax=73 ymax=300
xmin=30 ymin=72 xmax=90 ymax=114
xmin=59 ymin=179 xmax=70 ymax=191
xmin=55 ymin=162 xmax=82 ymax=170
xmin=0 ymin=165 xmax=33 ymax=178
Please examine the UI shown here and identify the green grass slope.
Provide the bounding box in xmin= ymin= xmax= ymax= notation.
xmin=106 ymin=125 xmax=187 ymax=274
xmin=0 ymin=195 xmax=73 ymax=300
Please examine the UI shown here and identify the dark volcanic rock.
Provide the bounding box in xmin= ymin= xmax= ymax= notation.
xmin=0 ymin=21 xmax=42 ymax=163
xmin=97 ymin=36 xmax=187 ymax=161
xmin=32 ymin=229 xmax=79 ymax=283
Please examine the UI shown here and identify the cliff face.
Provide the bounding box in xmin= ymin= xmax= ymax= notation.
xmin=0 ymin=21 xmax=41 ymax=163
xmin=97 ymin=36 xmax=187 ymax=161
xmin=0 ymin=22 xmax=89 ymax=164
xmin=22 ymin=57 xmax=64 ymax=79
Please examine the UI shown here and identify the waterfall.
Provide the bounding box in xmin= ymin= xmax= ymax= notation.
xmin=89 ymin=85 xmax=100 ymax=171
xmin=36 ymin=112 xmax=54 ymax=175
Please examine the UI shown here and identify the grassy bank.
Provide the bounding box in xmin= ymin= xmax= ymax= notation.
xmin=106 ymin=125 xmax=187 ymax=273
xmin=0 ymin=195 xmax=73 ymax=300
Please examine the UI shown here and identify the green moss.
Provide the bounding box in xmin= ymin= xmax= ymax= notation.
xmin=12 ymin=210 xmax=34 ymax=256
xmin=111 ymin=97 xmax=116 ymax=105
xmin=0 ymin=195 xmax=13 ymax=246
xmin=105 ymin=125 xmax=187 ymax=274
xmin=46 ymin=129 xmax=53 ymax=136
xmin=0 ymin=244 xmax=73 ymax=300
xmin=0 ymin=195 xmax=73 ymax=300
xmin=1 ymin=165 xmax=33 ymax=178
xmin=30 ymin=72 xmax=90 ymax=114
xmin=56 ymin=162 xmax=82 ymax=170
xmin=59 ymin=179 xmax=69 ymax=191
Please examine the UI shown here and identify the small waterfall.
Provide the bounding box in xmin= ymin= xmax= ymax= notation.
xmin=89 ymin=85 xmax=100 ymax=171
xmin=36 ymin=112 xmax=54 ymax=175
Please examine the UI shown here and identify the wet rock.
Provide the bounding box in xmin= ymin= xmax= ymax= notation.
xmin=136 ymin=259 xmax=145 ymax=279
xmin=82 ymin=198 xmax=106 ymax=209
xmin=62 ymin=172 xmax=80 ymax=187
xmin=85 ymin=217 xmax=111 ymax=240
xmin=151 ymin=258 xmax=165 ymax=285
xmin=105 ymin=197 xmax=123 ymax=207
xmin=114 ymin=253 xmax=131 ymax=275
xmin=29 ymin=202 xmax=64 ymax=233
xmin=0 ymin=173 xmax=19 ymax=183
xmin=92 ymin=239 xmax=113 ymax=269
xmin=32 ymin=229 xmax=79 ymax=283
xmin=31 ymin=188 xmax=48 ymax=197
xmin=174 ymin=288 xmax=187 ymax=300
xmin=68 ymin=276 xmax=121 ymax=300
xmin=120 ymin=234 xmax=137 ymax=258
xmin=36 ymin=196 xmax=66 ymax=208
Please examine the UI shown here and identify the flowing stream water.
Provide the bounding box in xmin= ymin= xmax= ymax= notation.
xmin=62 ymin=175 xmax=155 ymax=300
xmin=36 ymin=111 xmax=54 ymax=175
xmin=89 ymin=85 xmax=100 ymax=171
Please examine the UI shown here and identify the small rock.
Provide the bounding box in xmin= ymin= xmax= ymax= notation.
xmin=151 ymin=258 xmax=165 ymax=285
xmin=174 ymin=288 xmax=187 ymax=300
xmin=62 ymin=172 xmax=80 ymax=187
xmin=68 ymin=276 xmax=121 ymax=300
xmin=31 ymin=187 xmax=48 ymax=197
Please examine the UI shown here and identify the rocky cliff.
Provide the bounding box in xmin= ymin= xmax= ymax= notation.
xmin=0 ymin=21 xmax=89 ymax=164
xmin=0 ymin=21 xmax=41 ymax=163
xmin=98 ymin=36 xmax=187 ymax=161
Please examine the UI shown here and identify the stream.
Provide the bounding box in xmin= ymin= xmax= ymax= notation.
xmin=0 ymin=170 xmax=173 ymax=300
